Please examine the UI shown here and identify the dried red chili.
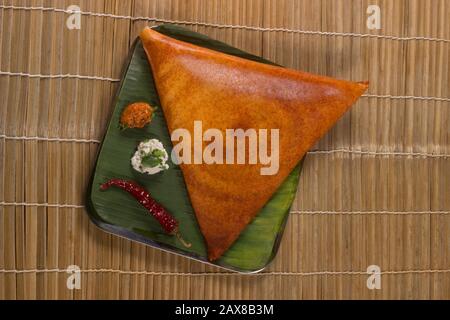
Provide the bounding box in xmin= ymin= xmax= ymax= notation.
xmin=100 ymin=178 xmax=191 ymax=248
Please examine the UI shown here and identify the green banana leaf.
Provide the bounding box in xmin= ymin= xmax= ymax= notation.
xmin=86 ymin=24 xmax=303 ymax=273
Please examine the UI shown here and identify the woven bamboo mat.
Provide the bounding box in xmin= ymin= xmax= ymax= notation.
xmin=0 ymin=0 xmax=449 ymax=300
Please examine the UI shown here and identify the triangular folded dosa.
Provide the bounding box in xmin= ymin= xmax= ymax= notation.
xmin=140 ymin=27 xmax=368 ymax=261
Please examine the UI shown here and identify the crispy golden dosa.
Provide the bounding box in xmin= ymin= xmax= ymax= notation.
xmin=140 ymin=27 xmax=368 ymax=261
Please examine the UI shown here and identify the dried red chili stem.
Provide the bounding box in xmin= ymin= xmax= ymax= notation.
xmin=100 ymin=178 xmax=191 ymax=248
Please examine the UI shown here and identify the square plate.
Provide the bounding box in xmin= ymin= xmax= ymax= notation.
xmin=86 ymin=25 xmax=303 ymax=273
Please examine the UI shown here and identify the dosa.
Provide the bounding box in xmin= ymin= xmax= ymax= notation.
xmin=140 ymin=27 xmax=368 ymax=261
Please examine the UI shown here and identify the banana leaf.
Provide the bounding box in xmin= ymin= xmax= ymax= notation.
xmin=86 ymin=24 xmax=303 ymax=273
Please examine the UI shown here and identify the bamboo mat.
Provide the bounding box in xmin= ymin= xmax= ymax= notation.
xmin=0 ymin=0 xmax=449 ymax=300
